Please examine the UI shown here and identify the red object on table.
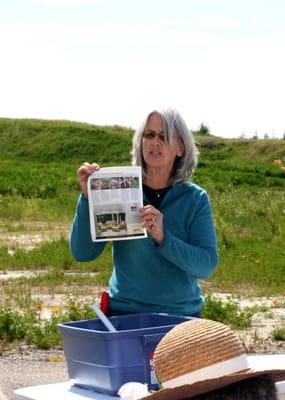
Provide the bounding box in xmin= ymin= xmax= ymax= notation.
xmin=100 ymin=291 xmax=109 ymax=315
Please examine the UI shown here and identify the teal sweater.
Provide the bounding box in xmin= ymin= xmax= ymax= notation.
xmin=70 ymin=182 xmax=218 ymax=315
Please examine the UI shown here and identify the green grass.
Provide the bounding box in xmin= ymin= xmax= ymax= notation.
xmin=0 ymin=118 xmax=285 ymax=297
xmin=0 ymin=239 xmax=112 ymax=271
xmin=2 ymin=270 xmax=112 ymax=298
xmin=272 ymin=327 xmax=285 ymax=341
xmin=0 ymin=118 xmax=133 ymax=163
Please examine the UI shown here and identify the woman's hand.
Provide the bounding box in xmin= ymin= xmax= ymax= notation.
xmin=139 ymin=205 xmax=164 ymax=245
xmin=77 ymin=162 xmax=100 ymax=198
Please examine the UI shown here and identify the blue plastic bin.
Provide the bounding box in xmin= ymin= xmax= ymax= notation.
xmin=57 ymin=313 xmax=192 ymax=395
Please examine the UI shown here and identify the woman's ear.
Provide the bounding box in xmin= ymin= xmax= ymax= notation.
xmin=177 ymin=143 xmax=184 ymax=157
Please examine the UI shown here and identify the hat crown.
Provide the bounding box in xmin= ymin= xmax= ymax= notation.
xmin=154 ymin=319 xmax=246 ymax=384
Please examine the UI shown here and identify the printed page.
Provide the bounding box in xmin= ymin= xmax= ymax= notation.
xmin=87 ymin=166 xmax=147 ymax=242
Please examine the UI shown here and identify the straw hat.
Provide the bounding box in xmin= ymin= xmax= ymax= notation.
xmin=145 ymin=319 xmax=285 ymax=400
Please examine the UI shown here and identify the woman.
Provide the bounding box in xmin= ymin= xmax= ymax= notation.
xmin=70 ymin=108 xmax=218 ymax=317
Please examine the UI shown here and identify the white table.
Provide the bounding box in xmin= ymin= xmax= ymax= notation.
xmin=14 ymin=382 xmax=119 ymax=400
xmin=247 ymin=355 xmax=285 ymax=399
xmin=13 ymin=379 xmax=285 ymax=400
xmin=14 ymin=355 xmax=285 ymax=400
xmin=14 ymin=379 xmax=285 ymax=400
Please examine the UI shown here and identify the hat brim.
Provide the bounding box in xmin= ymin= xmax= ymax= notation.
xmin=145 ymin=369 xmax=285 ymax=400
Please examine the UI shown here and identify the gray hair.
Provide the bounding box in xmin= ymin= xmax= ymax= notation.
xmin=131 ymin=108 xmax=199 ymax=185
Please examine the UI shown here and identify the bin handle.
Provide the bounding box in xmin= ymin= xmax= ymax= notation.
xmin=91 ymin=304 xmax=117 ymax=332
xmin=143 ymin=332 xmax=165 ymax=344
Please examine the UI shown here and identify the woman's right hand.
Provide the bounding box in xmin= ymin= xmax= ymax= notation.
xmin=77 ymin=162 xmax=100 ymax=198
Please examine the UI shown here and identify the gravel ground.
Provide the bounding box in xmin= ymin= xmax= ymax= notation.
xmin=0 ymin=349 xmax=68 ymax=400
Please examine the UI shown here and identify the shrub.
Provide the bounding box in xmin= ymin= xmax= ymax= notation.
xmin=202 ymin=296 xmax=254 ymax=329
xmin=272 ymin=327 xmax=285 ymax=341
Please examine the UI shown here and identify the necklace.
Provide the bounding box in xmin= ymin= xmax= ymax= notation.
xmin=152 ymin=187 xmax=170 ymax=198
xmin=143 ymin=184 xmax=171 ymax=208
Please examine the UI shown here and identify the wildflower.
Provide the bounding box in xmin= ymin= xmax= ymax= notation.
xmin=35 ymin=302 xmax=44 ymax=311
xmin=273 ymin=159 xmax=285 ymax=172
xmin=271 ymin=298 xmax=278 ymax=307
xmin=49 ymin=353 xmax=63 ymax=363
xmin=51 ymin=306 xmax=61 ymax=314
xmin=255 ymin=259 xmax=260 ymax=266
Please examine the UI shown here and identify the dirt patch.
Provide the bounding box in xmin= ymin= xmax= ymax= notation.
xmin=0 ymin=271 xmax=46 ymax=280
xmin=0 ymin=221 xmax=69 ymax=251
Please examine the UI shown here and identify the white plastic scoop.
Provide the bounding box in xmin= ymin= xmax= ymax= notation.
xmin=92 ymin=303 xmax=117 ymax=332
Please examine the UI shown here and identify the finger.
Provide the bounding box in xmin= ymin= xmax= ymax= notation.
xmin=141 ymin=217 xmax=157 ymax=229
xmin=91 ymin=163 xmax=100 ymax=169
xmin=143 ymin=217 xmax=161 ymax=230
xmin=77 ymin=167 xmax=88 ymax=178
xmin=78 ymin=164 xmax=91 ymax=173
xmin=139 ymin=215 xmax=157 ymax=225
xmin=78 ymin=163 xmax=100 ymax=177
xmin=139 ymin=205 xmax=157 ymax=213
xmin=82 ymin=162 xmax=100 ymax=171
xmin=139 ymin=208 xmax=160 ymax=219
xmin=88 ymin=164 xmax=100 ymax=175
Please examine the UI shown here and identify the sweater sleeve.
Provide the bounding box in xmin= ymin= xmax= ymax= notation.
xmin=69 ymin=193 xmax=106 ymax=262
xmin=156 ymin=192 xmax=218 ymax=279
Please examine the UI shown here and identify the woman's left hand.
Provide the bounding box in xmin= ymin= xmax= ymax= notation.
xmin=139 ymin=205 xmax=164 ymax=245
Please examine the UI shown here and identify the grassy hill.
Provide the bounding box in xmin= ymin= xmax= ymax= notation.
xmin=0 ymin=118 xmax=133 ymax=163
xmin=0 ymin=117 xmax=285 ymax=295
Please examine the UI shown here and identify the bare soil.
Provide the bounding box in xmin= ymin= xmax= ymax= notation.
xmin=0 ymin=221 xmax=69 ymax=252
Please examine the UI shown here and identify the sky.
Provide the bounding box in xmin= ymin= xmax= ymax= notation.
xmin=0 ymin=0 xmax=285 ymax=138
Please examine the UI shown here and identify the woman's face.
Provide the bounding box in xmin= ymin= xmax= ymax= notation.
xmin=142 ymin=112 xmax=183 ymax=174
